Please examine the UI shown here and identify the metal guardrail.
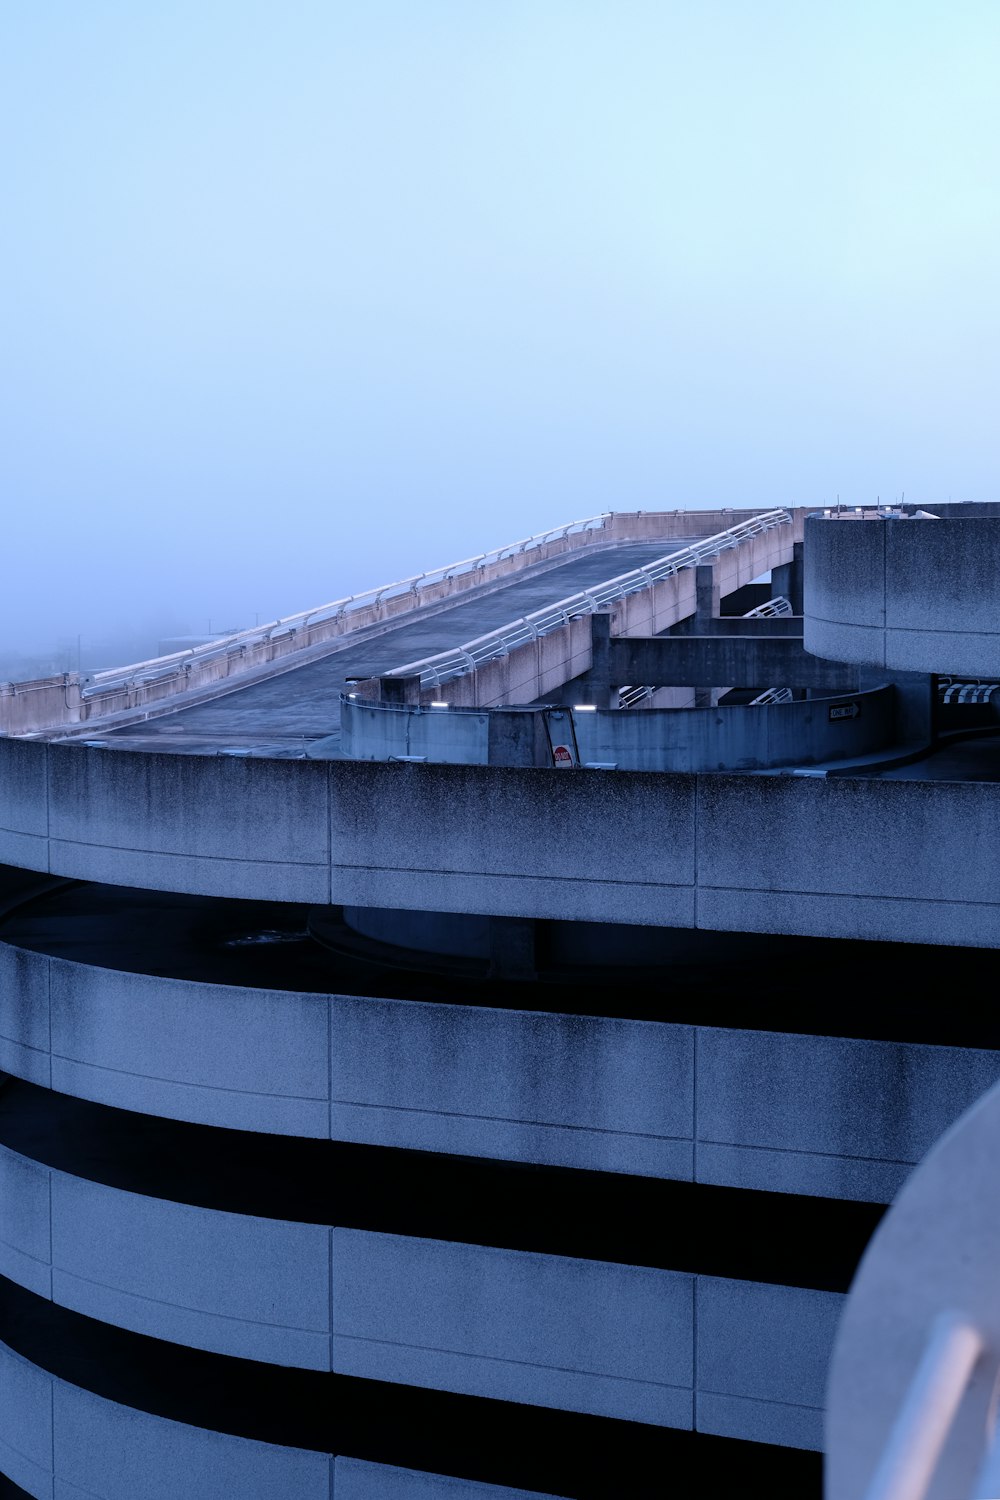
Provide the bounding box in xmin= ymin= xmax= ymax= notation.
xmin=749 ymin=687 xmax=794 ymax=705
xmin=81 ymin=512 xmax=615 ymax=697
xmin=860 ymin=1312 xmax=985 ymax=1500
xmin=401 ymin=509 xmax=793 ymax=691
xmin=939 ymin=681 xmax=1000 ymax=704
xmin=744 ymin=595 xmax=793 ymax=618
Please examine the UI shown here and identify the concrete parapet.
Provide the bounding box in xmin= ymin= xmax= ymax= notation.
xmin=0 ymin=1152 xmax=839 ymax=1443
xmin=0 ymin=942 xmax=996 ymax=1197
xmin=341 ymin=685 xmax=893 ymax=772
xmin=0 ymin=1337 xmax=332 ymax=1500
xmin=3 ymin=741 xmax=999 ymax=946
xmin=804 ymin=513 xmax=1000 ymax=675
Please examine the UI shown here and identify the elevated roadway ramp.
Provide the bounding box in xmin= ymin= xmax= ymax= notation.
xmin=62 ymin=536 xmax=713 ymax=756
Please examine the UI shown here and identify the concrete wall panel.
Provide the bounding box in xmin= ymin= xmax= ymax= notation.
xmin=334 ymin=1460 xmax=566 ymax=1500
xmin=695 ymin=1030 xmax=1000 ymax=1201
xmin=48 ymin=957 xmax=330 ymax=1136
xmin=52 ymin=1380 xmax=331 ymax=1500
xmin=330 ymin=1230 xmax=693 ymax=1427
xmin=49 ymin=1174 xmax=331 ymax=1368
xmin=805 ymin=515 xmax=1000 ymax=675
xmin=329 ymin=762 xmax=697 ymax=927
xmin=696 ymin=775 xmax=1000 ymax=943
xmin=0 ymin=739 xmax=51 ymax=874
xmin=0 ymin=942 xmax=51 ymax=1086
xmin=696 ymin=1279 xmax=843 ymax=1451
xmin=0 ymin=1341 xmax=53 ymax=1499
xmin=329 ymin=996 xmax=694 ymax=1177
xmin=4 ymin=739 xmax=1000 ymax=946
xmin=2 ymin=943 xmax=998 ymax=1200
xmin=47 ymin=747 xmax=330 ymax=903
xmin=0 ymin=1148 xmax=51 ymax=1299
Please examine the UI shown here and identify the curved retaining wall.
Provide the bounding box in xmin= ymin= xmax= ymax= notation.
xmin=803 ymin=514 xmax=1000 ymax=675
xmin=1 ymin=944 xmax=997 ymax=1198
xmin=0 ymin=1335 xmax=573 ymax=1500
xmin=341 ymin=687 xmax=893 ymax=771
xmin=2 ymin=741 xmax=998 ymax=946
xmin=0 ymin=1152 xmax=840 ymax=1443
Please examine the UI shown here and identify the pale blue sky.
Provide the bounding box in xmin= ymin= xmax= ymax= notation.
xmin=2 ymin=2 xmax=998 ymax=657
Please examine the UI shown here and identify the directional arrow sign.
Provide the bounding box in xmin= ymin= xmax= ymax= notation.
xmin=828 ymin=702 xmax=861 ymax=722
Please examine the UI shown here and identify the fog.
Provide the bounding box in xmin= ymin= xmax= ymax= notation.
xmin=2 ymin=2 xmax=998 ymax=673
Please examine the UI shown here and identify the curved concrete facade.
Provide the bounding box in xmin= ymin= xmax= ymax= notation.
xmin=803 ymin=514 xmax=1000 ymax=675
xmin=0 ymin=1334 xmax=574 ymax=1500
xmin=1 ymin=942 xmax=998 ymax=1197
xmin=0 ymin=1147 xmax=840 ymax=1442
xmin=3 ymin=741 xmax=1000 ymax=946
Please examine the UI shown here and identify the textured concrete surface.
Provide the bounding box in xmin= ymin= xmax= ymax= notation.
xmin=804 ymin=514 xmax=1000 ymax=675
xmin=0 ymin=1335 xmax=333 ymax=1500
xmin=5 ymin=739 xmax=1000 ymax=944
xmin=1 ymin=942 xmax=997 ymax=1196
xmin=827 ymin=1078 xmax=1000 ymax=1500
xmin=50 ymin=1171 xmax=332 ymax=1368
xmin=0 ymin=1146 xmax=842 ymax=1447
xmin=695 ymin=1030 xmax=1000 ymax=1202
xmin=334 ymin=1460 xmax=566 ymax=1500
xmin=54 ymin=1376 xmax=332 ymax=1500
xmin=331 ymin=1229 xmax=692 ymax=1426
xmin=328 ymin=996 xmax=694 ymax=1177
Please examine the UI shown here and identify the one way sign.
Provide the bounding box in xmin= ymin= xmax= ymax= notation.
xmin=828 ymin=702 xmax=861 ymax=722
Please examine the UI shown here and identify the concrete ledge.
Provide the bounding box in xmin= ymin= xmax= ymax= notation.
xmin=1 ymin=945 xmax=997 ymax=1198
xmin=3 ymin=740 xmax=1000 ymax=946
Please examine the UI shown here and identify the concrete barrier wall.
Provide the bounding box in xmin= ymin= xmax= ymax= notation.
xmin=0 ymin=1331 xmax=572 ymax=1499
xmin=804 ymin=514 xmax=1000 ymax=675
xmin=1 ymin=944 xmax=996 ymax=1197
xmin=3 ymin=511 xmax=782 ymax=736
xmin=3 ymin=742 xmax=1000 ymax=946
xmin=0 ymin=1336 xmax=333 ymax=1500
xmin=341 ymin=687 xmax=892 ymax=771
xmin=395 ymin=521 xmax=797 ymax=709
xmin=0 ymin=1160 xmax=839 ymax=1444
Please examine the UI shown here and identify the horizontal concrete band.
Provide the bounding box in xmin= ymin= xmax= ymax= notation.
xmin=0 ymin=1078 xmax=882 ymax=1291
xmin=1 ymin=944 xmax=996 ymax=1199
xmin=0 ymin=1297 xmax=821 ymax=1500
xmin=803 ymin=514 xmax=1000 ymax=675
xmin=0 ymin=1335 xmax=567 ymax=1500
xmin=2 ymin=743 xmax=999 ymax=946
xmin=0 ymin=1149 xmax=841 ymax=1443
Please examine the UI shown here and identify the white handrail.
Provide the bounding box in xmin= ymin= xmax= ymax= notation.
xmin=390 ymin=510 xmax=792 ymax=690
xmin=83 ymin=511 xmax=614 ymax=694
xmin=862 ymin=1313 xmax=984 ymax=1500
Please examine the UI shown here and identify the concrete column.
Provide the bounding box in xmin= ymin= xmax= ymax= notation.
xmin=773 ymin=544 xmax=805 ymax=615
xmin=695 ymin=565 xmax=720 ymax=629
xmin=695 ymin=566 xmax=720 ymax=705
xmin=582 ymin=613 xmax=612 ymax=708
xmin=379 ymin=674 xmax=422 ymax=705
xmin=858 ymin=667 xmax=935 ymax=747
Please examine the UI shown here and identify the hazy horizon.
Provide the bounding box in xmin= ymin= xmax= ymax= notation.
xmin=3 ymin=2 xmax=998 ymax=666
